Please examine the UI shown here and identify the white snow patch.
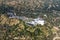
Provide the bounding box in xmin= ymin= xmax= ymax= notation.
xmin=27 ymin=18 xmax=45 ymax=26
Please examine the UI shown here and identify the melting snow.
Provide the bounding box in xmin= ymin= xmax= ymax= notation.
xmin=27 ymin=18 xmax=45 ymax=26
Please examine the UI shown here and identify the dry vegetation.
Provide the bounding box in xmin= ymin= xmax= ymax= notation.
xmin=0 ymin=14 xmax=54 ymax=40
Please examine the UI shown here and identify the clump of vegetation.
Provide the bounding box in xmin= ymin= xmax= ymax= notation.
xmin=0 ymin=14 xmax=54 ymax=40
